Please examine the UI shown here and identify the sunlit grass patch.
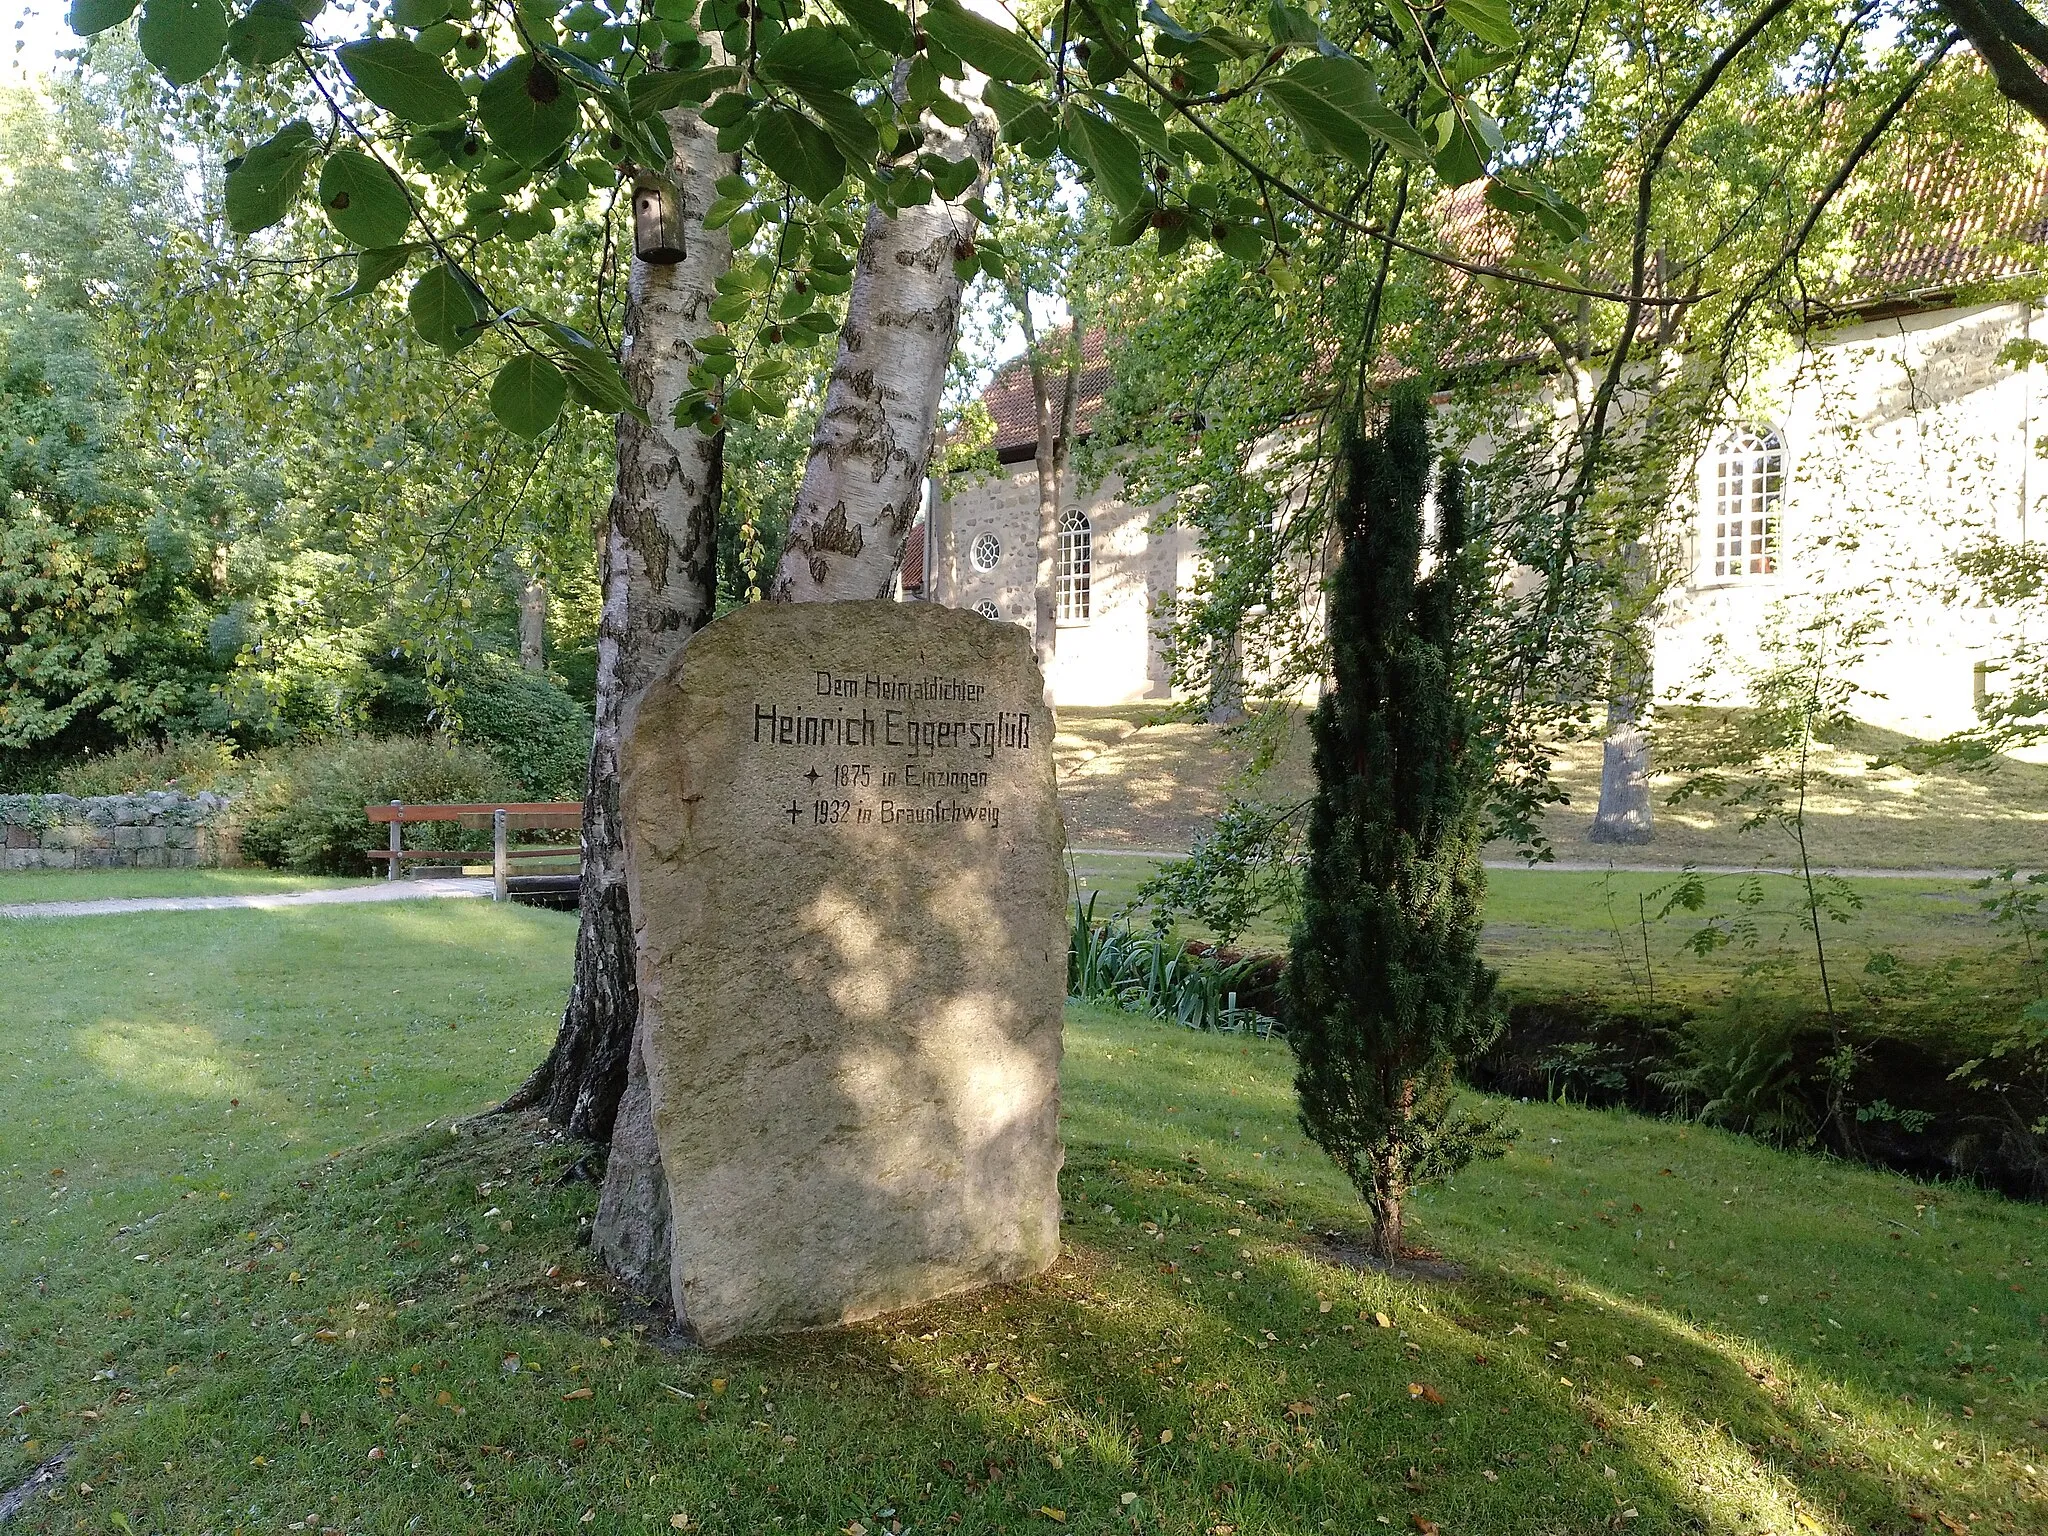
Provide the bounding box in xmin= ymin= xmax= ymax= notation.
xmin=1 ymin=916 xmax=2042 ymax=1535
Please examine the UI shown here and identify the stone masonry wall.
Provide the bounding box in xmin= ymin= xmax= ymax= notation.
xmin=0 ymin=792 xmax=238 ymax=870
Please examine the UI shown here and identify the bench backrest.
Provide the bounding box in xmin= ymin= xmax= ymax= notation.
xmin=366 ymin=801 xmax=581 ymax=831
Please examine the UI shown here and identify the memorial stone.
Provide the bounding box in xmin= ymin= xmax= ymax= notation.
xmin=620 ymin=600 xmax=1067 ymax=1344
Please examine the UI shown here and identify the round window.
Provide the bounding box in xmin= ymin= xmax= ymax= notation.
xmin=970 ymin=533 xmax=1002 ymax=571
xmin=973 ymin=601 xmax=1000 ymax=621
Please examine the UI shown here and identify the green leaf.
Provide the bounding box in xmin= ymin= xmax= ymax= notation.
xmin=478 ymin=54 xmax=581 ymax=166
xmin=1432 ymin=110 xmax=1487 ymax=186
xmin=317 ymin=150 xmax=412 ymax=247
xmin=1261 ymin=53 xmax=1429 ymax=167
xmin=223 ymin=118 xmax=316 ymax=234
xmin=700 ymin=91 xmax=755 ymax=128
xmin=408 ymin=263 xmax=484 ymax=353
xmin=535 ymin=320 xmax=640 ymax=417
xmin=1211 ymin=217 xmax=1265 ymax=263
xmin=1485 ymin=174 xmax=1586 ymax=242
xmin=138 ymin=0 xmax=228 ymax=85
xmin=1443 ymin=0 xmax=1520 ymax=50
xmin=390 ymin=0 xmax=447 ymax=25
xmin=750 ymin=105 xmax=845 ymax=202
xmin=759 ymin=25 xmax=864 ymax=93
xmin=337 ymin=37 xmax=470 ymax=124
xmin=333 ymin=243 xmax=418 ymax=299
xmin=799 ymin=87 xmax=881 ymax=167
xmin=627 ymin=63 xmax=741 ymax=114
xmin=68 ymin=0 xmax=138 ymax=37
xmin=919 ymin=152 xmax=979 ymax=200
xmin=1264 ymin=0 xmax=1319 ymax=47
xmin=225 ymin=0 xmax=303 ymax=65
xmin=920 ymin=0 xmax=1046 ymax=83
xmin=1062 ymin=106 xmax=1147 ymax=214
xmin=832 ymin=0 xmax=913 ymax=54
xmin=1086 ymin=89 xmax=1172 ymax=161
xmin=490 ymin=353 xmax=568 ymax=438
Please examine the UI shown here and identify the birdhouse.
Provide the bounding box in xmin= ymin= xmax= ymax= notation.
xmin=633 ymin=173 xmax=685 ymax=265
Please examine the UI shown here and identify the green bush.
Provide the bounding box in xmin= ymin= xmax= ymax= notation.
xmin=52 ymin=736 xmax=242 ymax=796
xmin=238 ymin=735 xmax=522 ymax=875
xmin=451 ymin=652 xmax=592 ymax=799
xmin=361 ymin=649 xmax=590 ymax=799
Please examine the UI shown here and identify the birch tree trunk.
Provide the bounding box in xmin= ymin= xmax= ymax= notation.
xmin=1589 ymin=634 xmax=1655 ymax=844
xmin=504 ymin=107 xmax=735 ymax=1164
xmin=769 ymin=101 xmax=994 ymax=601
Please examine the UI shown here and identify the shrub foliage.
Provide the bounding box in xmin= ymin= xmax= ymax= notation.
xmin=1285 ymin=393 xmax=1513 ymax=1261
xmin=238 ymin=735 xmax=522 ymax=875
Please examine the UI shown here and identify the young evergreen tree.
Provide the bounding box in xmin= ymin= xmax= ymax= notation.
xmin=1286 ymin=391 xmax=1514 ymax=1262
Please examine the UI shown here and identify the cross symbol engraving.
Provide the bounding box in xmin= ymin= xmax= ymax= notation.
xmin=804 ymin=767 xmax=822 ymax=786
xmin=784 ymin=799 xmax=802 ymax=825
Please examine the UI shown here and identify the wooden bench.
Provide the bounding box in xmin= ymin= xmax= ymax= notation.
xmin=365 ymin=801 xmax=582 ymax=901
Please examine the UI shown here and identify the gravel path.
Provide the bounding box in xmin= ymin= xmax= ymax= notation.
xmin=0 ymin=878 xmax=496 ymax=920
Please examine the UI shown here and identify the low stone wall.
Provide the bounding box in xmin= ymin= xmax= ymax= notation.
xmin=0 ymin=792 xmax=238 ymax=870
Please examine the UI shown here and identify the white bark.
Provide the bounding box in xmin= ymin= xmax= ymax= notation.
xmin=770 ymin=84 xmax=996 ymax=600
xmin=542 ymin=105 xmax=735 ymax=1302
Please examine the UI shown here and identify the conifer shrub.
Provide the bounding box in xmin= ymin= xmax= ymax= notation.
xmin=1284 ymin=392 xmax=1514 ymax=1261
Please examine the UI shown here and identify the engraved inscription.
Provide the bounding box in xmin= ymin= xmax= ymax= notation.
xmin=746 ymin=668 xmax=1029 ymax=833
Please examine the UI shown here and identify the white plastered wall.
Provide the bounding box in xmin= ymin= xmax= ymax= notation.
xmin=928 ymin=464 xmax=1194 ymax=706
xmin=1654 ymin=299 xmax=2043 ymax=743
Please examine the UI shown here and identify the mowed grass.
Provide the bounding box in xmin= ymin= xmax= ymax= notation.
xmin=0 ymin=868 xmax=372 ymax=903
xmin=1069 ymin=857 xmax=2018 ymax=1013
xmin=2 ymin=906 xmax=2045 ymax=1534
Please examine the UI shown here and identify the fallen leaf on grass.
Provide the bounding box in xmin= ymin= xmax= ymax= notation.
xmin=1285 ymin=1401 xmax=1316 ymax=1418
xmin=1039 ymin=1507 xmax=1066 ymax=1522
xmin=562 ymin=1387 xmax=594 ymax=1401
xmin=1935 ymin=1517 xmax=1968 ymax=1536
xmin=1373 ymin=1312 xmax=1393 ymax=1329
xmin=1158 ymin=1429 xmax=1173 ymax=1444
xmin=1411 ymin=1516 xmax=1439 ymax=1535
xmin=669 ymin=1516 xmax=693 ymax=1531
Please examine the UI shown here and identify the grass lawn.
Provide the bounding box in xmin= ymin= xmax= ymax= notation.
xmin=1069 ymin=858 xmax=2018 ymax=1014
xmin=0 ymin=869 xmax=371 ymax=904
xmin=3 ymin=903 xmax=2045 ymax=1534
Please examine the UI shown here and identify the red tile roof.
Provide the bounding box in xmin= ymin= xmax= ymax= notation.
xmin=978 ymin=106 xmax=2045 ymax=448
xmin=898 ymin=516 xmax=926 ymax=594
xmin=980 ymin=326 xmax=1112 ymax=458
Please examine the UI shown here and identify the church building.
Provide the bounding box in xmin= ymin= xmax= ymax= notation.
xmin=902 ymin=180 xmax=2045 ymax=745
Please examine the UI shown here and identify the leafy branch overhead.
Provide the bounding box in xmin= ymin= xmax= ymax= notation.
xmin=72 ymin=0 xmax=1591 ymax=441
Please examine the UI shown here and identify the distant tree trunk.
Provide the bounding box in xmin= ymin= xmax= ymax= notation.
xmin=1590 ymin=546 xmax=1656 ymax=845
xmin=1011 ymin=299 xmax=1079 ymax=682
xmin=519 ymin=577 xmax=548 ymax=673
xmin=1206 ymin=631 xmax=1247 ymax=725
xmin=594 ymin=63 xmax=1000 ymax=1306
xmin=501 ymin=106 xmax=735 ymax=1146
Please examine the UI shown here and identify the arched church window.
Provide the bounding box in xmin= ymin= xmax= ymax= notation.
xmin=1709 ymin=427 xmax=1784 ymax=580
xmin=1058 ymin=510 xmax=1092 ymax=622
